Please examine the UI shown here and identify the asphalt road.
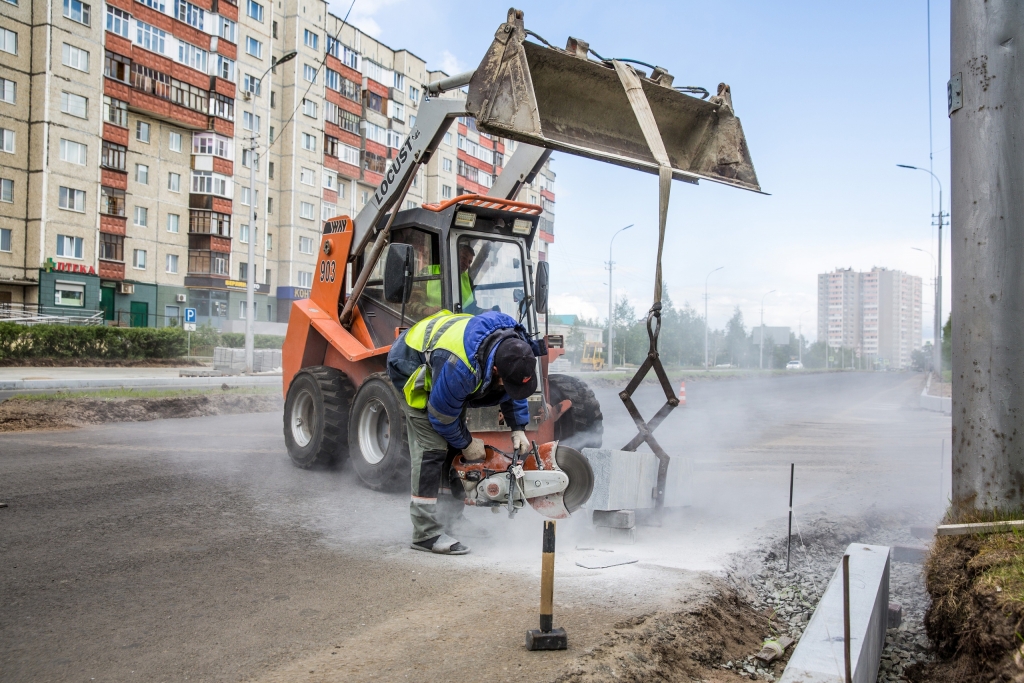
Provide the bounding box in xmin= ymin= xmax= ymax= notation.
xmin=0 ymin=371 xmax=948 ymax=682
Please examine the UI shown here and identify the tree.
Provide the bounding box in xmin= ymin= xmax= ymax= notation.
xmin=725 ymin=307 xmax=747 ymax=366
xmin=942 ymin=313 xmax=951 ymax=371
xmin=612 ymin=295 xmax=636 ymax=367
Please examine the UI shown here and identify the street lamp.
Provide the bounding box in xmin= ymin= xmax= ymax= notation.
xmin=606 ymin=224 xmax=633 ymax=369
xmin=704 ymin=266 xmax=723 ymax=370
xmin=898 ymin=163 xmax=947 ymax=377
xmin=245 ymin=50 xmax=297 ymax=373
xmin=759 ymin=290 xmax=776 ymax=370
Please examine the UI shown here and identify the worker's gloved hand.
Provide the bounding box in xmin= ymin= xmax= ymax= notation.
xmin=462 ymin=438 xmax=486 ymax=462
xmin=511 ymin=430 xmax=530 ymax=455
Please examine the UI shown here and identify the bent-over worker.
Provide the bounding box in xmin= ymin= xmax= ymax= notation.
xmin=387 ymin=310 xmax=539 ymax=555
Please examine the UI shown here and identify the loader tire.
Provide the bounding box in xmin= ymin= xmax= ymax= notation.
xmin=548 ymin=374 xmax=604 ymax=450
xmin=348 ymin=373 xmax=410 ymax=492
xmin=283 ymin=366 xmax=354 ymax=469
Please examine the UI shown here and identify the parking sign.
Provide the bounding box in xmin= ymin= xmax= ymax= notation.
xmin=184 ymin=307 xmax=197 ymax=323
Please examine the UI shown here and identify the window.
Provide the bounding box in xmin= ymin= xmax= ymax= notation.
xmin=302 ymin=98 xmax=317 ymax=118
xmin=409 ymin=115 xmax=416 ymax=128
xmin=441 ymin=185 xmax=453 ymax=199
xmin=299 ymin=236 xmax=314 ymax=254
xmin=362 ymin=59 xmax=389 ymax=85
xmin=189 ymin=210 xmax=230 ymax=236
xmin=61 ymin=44 xmax=89 ymax=71
xmin=303 ymin=64 xmax=316 ymax=83
xmin=238 ymin=224 xmax=249 ymax=243
xmin=242 ymin=73 xmax=261 ymax=96
xmin=409 ymin=85 xmax=420 ymax=103
xmin=301 ymin=133 xmax=315 ymax=151
xmin=63 ymin=0 xmax=90 ymax=25
xmin=322 ymin=202 xmax=336 ymax=221
xmin=136 ymin=121 xmax=150 ymax=142
xmin=138 ymin=0 xmax=165 ymax=11
xmin=322 ymin=171 xmax=335 ymax=190
xmin=55 ymin=281 xmax=85 ymax=307
xmin=166 ymin=253 xmax=178 ymax=273
xmin=59 ymin=139 xmax=87 ymax=165
xmin=100 ymin=233 xmax=124 ymax=261
xmin=340 ymin=143 xmax=360 ymax=166
xmin=240 ymin=187 xmax=251 ymax=206
xmin=192 ymin=171 xmax=228 ymax=196
xmin=59 ymin=187 xmax=85 ymax=212
xmin=299 ymin=167 xmax=314 ymax=185
xmin=444 ymin=132 xmax=452 ymax=146
xmin=267 ymin=197 xmax=272 ymax=214
xmin=210 ymin=93 xmax=233 ymax=120
xmin=268 ymin=162 xmax=274 ymax=179
xmin=0 ymin=78 xmax=14 ymax=104
xmin=393 ymin=71 xmax=405 ymax=91
xmin=168 ymin=172 xmax=180 ymax=192
xmin=175 ymin=0 xmax=204 ymax=30
xmin=192 ymin=133 xmax=231 ymax=158
xmin=0 ymin=179 xmax=12 ymax=203
xmin=0 ymin=228 xmax=10 ymax=252
xmin=238 ymin=299 xmax=251 ymax=319
xmin=246 ymin=0 xmax=263 ymax=22
xmin=218 ymin=17 xmax=236 ymax=43
xmin=270 ymin=92 xmax=275 ymax=108
xmin=60 ymin=92 xmax=88 ymax=118
xmin=133 ymin=249 xmax=146 ymax=269
xmin=0 ymin=129 xmax=13 ymax=154
xmin=362 ymin=150 xmax=386 ymax=174
xmin=136 ymin=164 xmax=149 ymax=184
xmin=103 ymin=51 xmax=130 ymax=82
xmin=168 ymin=131 xmax=182 ymax=152
xmin=238 ymin=261 xmax=248 ymax=281
xmin=134 ymin=206 xmax=148 ymax=226
xmin=268 ymin=126 xmax=274 ymax=142
xmin=136 ymin=21 xmax=167 ymax=54
xmin=101 ymin=141 xmax=126 ymax=170
xmin=272 ymin=20 xmax=277 ymax=39
xmin=389 ymin=101 xmax=405 ymax=122
xmin=304 ymin=29 xmax=318 ymax=49
xmin=178 ymin=42 xmax=208 ymax=72
xmin=364 ymin=121 xmax=387 ymax=145
xmin=365 ymin=91 xmax=383 ymax=113
xmin=103 ymin=96 xmax=127 ymax=127
xmin=216 ymin=56 xmax=235 ymax=81
xmin=100 ymin=186 xmax=125 ymax=216
xmin=56 ymin=234 xmax=84 ymax=259
xmin=106 ymin=6 xmax=129 ymax=37
xmin=299 ymin=201 xmax=314 ymax=220
xmin=298 ymin=271 xmax=313 ymax=288
xmin=245 ymin=36 xmax=262 ymax=59
xmin=242 ymin=111 xmax=260 ymax=131
xmin=265 ymin=233 xmax=272 ymax=251
xmin=442 ymin=157 xmax=452 ymax=173
xmin=167 ymin=214 xmax=180 ymax=233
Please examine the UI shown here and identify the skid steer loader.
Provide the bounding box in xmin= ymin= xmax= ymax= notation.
xmin=281 ymin=8 xmax=760 ymax=519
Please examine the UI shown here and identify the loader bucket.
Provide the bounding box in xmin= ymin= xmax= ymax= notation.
xmin=467 ymin=9 xmax=761 ymax=193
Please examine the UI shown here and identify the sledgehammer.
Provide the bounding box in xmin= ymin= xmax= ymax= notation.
xmin=526 ymin=520 xmax=568 ymax=650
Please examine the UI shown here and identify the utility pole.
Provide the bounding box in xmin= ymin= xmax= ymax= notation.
xmin=704 ymin=266 xmax=723 ymax=370
xmin=951 ymin=0 xmax=1022 ymax=513
xmin=606 ymin=224 xmax=632 ymax=370
xmin=244 ymin=51 xmax=297 ymax=373
xmin=759 ymin=290 xmax=776 ymax=370
xmin=798 ymin=310 xmax=809 ymax=365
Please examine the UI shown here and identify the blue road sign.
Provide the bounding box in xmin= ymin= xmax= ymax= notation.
xmin=184 ymin=307 xmax=197 ymax=324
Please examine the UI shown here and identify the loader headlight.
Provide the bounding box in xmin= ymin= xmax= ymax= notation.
xmin=454 ymin=211 xmax=477 ymax=228
xmin=512 ymin=219 xmax=532 ymax=235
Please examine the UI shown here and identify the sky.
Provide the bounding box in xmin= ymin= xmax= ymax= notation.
xmin=331 ymin=0 xmax=952 ymax=343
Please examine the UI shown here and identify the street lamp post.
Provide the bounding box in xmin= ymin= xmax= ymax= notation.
xmin=759 ymin=290 xmax=776 ymax=370
xmin=606 ymin=224 xmax=633 ymax=370
xmin=245 ymin=51 xmax=297 ymax=374
xmin=898 ymin=163 xmax=947 ymax=377
xmin=912 ymin=246 xmax=938 ymax=369
xmin=704 ymin=266 xmax=723 ymax=370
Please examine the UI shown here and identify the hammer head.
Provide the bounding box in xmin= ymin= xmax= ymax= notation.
xmin=526 ymin=627 xmax=568 ymax=651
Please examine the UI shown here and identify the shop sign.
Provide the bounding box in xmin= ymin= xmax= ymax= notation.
xmin=277 ymin=286 xmax=311 ymax=300
xmin=43 ymin=257 xmax=96 ymax=275
xmin=225 ymin=279 xmax=263 ymax=292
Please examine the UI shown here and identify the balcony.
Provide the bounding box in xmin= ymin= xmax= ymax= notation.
xmin=188 ymin=250 xmax=229 ymax=278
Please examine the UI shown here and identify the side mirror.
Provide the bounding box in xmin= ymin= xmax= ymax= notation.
xmin=384 ymin=243 xmax=414 ymax=303
xmin=534 ymin=261 xmax=549 ymax=314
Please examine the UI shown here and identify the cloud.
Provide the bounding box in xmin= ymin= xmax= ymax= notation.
xmin=437 ymin=50 xmax=466 ymax=77
xmin=550 ymin=294 xmax=602 ymax=322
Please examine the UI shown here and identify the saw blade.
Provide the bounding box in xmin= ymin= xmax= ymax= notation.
xmin=554 ymin=446 xmax=594 ymax=513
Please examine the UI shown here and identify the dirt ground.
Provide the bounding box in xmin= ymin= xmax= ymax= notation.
xmin=0 ymin=391 xmax=282 ymax=432
xmin=910 ymin=532 xmax=1024 ymax=683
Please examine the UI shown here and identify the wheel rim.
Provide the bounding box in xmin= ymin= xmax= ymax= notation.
xmin=291 ymin=388 xmax=316 ymax=447
xmin=358 ymin=397 xmax=390 ymax=465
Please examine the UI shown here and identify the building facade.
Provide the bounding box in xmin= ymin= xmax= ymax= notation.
xmin=817 ymin=267 xmax=922 ymax=369
xmin=0 ymin=0 xmax=554 ymax=331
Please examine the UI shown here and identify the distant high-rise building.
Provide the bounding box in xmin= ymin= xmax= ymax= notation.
xmin=817 ymin=267 xmax=922 ymax=369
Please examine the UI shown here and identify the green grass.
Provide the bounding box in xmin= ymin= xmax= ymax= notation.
xmin=970 ymin=530 xmax=1024 ymax=607
xmin=13 ymin=386 xmax=279 ymax=401
xmin=942 ymin=369 xmax=952 ymax=383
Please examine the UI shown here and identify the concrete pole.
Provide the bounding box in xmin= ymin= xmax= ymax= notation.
xmin=951 ymin=0 xmax=1023 ymax=513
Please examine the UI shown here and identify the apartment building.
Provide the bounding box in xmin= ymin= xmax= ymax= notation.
xmin=817 ymin=267 xmax=922 ymax=369
xmin=0 ymin=0 xmax=555 ymax=331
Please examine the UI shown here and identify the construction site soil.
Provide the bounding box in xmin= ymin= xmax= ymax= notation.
xmin=909 ymin=532 xmax=1024 ymax=683
xmin=0 ymin=392 xmax=282 ymax=432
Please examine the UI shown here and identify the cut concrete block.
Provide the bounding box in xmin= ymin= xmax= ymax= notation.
xmin=582 ymin=448 xmax=660 ymax=511
xmin=888 ymin=603 xmax=902 ymax=628
xmin=592 ymin=509 xmax=635 ymax=529
xmin=780 ymin=544 xmax=890 ymax=683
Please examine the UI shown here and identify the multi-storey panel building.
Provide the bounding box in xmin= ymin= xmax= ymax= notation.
xmin=817 ymin=266 xmax=922 ymax=369
xmin=0 ymin=0 xmax=554 ymax=329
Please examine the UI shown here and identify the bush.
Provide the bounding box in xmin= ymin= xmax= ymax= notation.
xmin=0 ymin=323 xmax=188 ymax=360
xmin=219 ymin=332 xmax=285 ymax=349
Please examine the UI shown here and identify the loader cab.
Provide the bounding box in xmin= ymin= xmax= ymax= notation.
xmin=357 ymin=195 xmax=543 ymax=350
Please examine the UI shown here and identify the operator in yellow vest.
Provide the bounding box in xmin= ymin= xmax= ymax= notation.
xmin=406 ymin=244 xmax=479 ymax=319
xmin=386 ymin=309 xmax=540 ymax=555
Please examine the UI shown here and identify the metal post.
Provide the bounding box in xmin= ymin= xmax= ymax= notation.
xmin=951 ymin=0 xmax=1023 ymax=513
xmin=787 ymin=462 xmax=794 ymax=571
xmin=843 ymin=554 xmax=852 ymax=683
xmin=704 ymin=266 xmax=723 ymax=370
xmin=607 ymin=225 xmax=632 ymax=371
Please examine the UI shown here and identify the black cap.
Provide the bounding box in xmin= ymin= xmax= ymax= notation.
xmin=494 ymin=338 xmax=537 ymax=400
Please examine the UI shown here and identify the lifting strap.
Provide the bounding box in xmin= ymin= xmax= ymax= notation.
xmin=611 ymin=61 xmax=680 ymax=510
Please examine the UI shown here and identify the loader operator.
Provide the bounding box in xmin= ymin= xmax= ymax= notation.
xmin=387 ymin=310 xmax=539 ymax=555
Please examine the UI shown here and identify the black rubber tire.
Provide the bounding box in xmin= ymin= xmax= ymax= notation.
xmin=348 ymin=373 xmax=410 ymax=491
xmin=548 ymin=374 xmax=604 ymax=450
xmin=283 ymin=366 xmax=354 ymax=469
